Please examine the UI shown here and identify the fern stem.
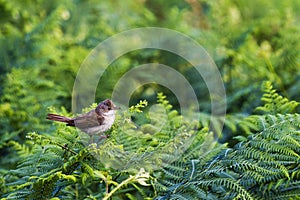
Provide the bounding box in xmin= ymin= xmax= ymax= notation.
xmin=103 ymin=175 xmax=135 ymax=200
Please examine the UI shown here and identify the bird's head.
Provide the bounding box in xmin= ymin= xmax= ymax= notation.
xmin=96 ymin=99 xmax=119 ymax=114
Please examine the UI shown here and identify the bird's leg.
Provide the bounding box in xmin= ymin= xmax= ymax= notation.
xmin=89 ymin=135 xmax=95 ymax=144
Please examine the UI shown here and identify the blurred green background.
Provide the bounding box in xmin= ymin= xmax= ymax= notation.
xmin=0 ymin=0 xmax=300 ymax=173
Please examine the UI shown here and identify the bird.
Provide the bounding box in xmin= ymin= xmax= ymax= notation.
xmin=47 ymin=99 xmax=119 ymax=138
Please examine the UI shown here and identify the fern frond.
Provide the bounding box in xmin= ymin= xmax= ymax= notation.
xmin=156 ymin=107 xmax=300 ymax=199
xmin=256 ymin=81 xmax=299 ymax=114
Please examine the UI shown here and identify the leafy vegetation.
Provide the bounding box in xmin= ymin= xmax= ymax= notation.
xmin=1 ymin=0 xmax=300 ymax=199
xmin=156 ymin=84 xmax=300 ymax=200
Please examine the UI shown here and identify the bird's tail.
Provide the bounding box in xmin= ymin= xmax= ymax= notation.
xmin=47 ymin=114 xmax=75 ymax=126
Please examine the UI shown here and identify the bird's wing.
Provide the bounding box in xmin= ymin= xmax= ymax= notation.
xmin=95 ymin=104 xmax=105 ymax=125
xmin=96 ymin=113 xmax=105 ymax=125
xmin=73 ymin=110 xmax=104 ymax=129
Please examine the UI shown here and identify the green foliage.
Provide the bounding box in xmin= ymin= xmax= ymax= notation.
xmin=1 ymin=0 xmax=300 ymax=199
xmin=90 ymin=93 xmax=210 ymax=173
xmin=4 ymin=87 xmax=299 ymax=199
xmin=129 ymin=100 xmax=148 ymax=113
xmin=155 ymin=84 xmax=300 ymax=200
xmin=256 ymin=81 xmax=299 ymax=114
xmin=1 ymin=95 xmax=216 ymax=199
xmin=2 ymin=88 xmax=300 ymax=199
xmin=201 ymin=0 xmax=300 ymax=113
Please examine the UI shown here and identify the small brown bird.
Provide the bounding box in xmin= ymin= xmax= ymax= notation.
xmin=47 ymin=99 xmax=119 ymax=136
